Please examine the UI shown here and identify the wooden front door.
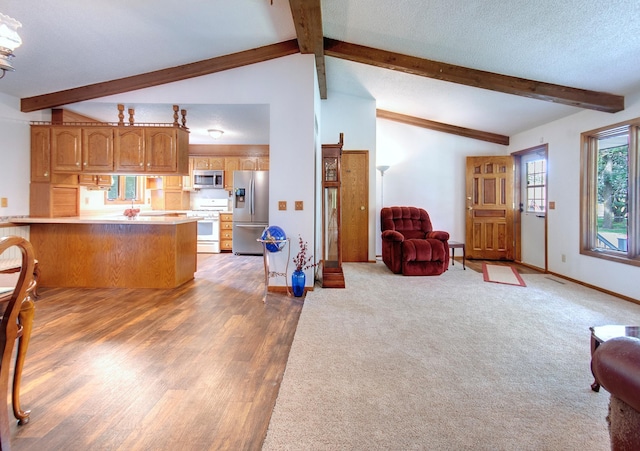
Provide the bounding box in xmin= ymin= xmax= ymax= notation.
xmin=465 ymin=156 xmax=515 ymax=260
xmin=342 ymin=151 xmax=369 ymax=262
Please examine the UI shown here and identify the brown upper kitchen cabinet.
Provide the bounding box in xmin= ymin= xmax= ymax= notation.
xmin=79 ymin=174 xmax=112 ymax=189
xmin=193 ymin=157 xmax=224 ymax=170
xmin=114 ymin=127 xmax=146 ymax=172
xmin=51 ymin=127 xmax=82 ymax=172
xmin=183 ymin=158 xmax=194 ymax=190
xmin=238 ymin=157 xmax=257 ymax=171
xmin=82 ymin=127 xmax=114 ymax=172
xmin=257 ymin=157 xmax=269 ymax=170
xmin=51 ymin=126 xmax=115 ymax=173
xmin=224 ymin=157 xmax=239 ymax=190
xmin=31 ymin=126 xmax=51 ymax=182
xmin=114 ymin=127 xmax=189 ymax=174
xmin=145 ymin=128 xmax=180 ymax=173
xmin=164 ymin=175 xmax=183 ymax=190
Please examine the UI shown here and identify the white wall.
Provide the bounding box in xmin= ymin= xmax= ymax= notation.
xmin=321 ymin=92 xmax=377 ymax=261
xmin=509 ymin=91 xmax=640 ymax=301
xmin=0 ymin=93 xmax=45 ymax=218
xmin=375 ymin=119 xmax=506 ymax=255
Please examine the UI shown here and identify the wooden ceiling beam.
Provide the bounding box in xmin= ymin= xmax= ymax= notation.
xmin=21 ymin=40 xmax=300 ymax=113
xmin=377 ymin=109 xmax=510 ymax=145
xmin=289 ymin=0 xmax=327 ymax=99
xmin=326 ymin=39 xmax=624 ymax=113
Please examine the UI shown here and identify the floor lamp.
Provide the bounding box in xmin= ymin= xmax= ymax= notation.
xmin=376 ymin=165 xmax=390 ymax=207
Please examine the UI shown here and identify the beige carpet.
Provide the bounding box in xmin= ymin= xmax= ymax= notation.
xmin=263 ymin=262 xmax=640 ymax=450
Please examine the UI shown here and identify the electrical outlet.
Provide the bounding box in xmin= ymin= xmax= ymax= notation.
xmin=295 ymin=201 xmax=303 ymax=211
xmin=279 ymin=201 xmax=287 ymax=211
xmin=561 ymin=254 xmax=566 ymax=263
xmin=0 ymin=198 xmax=7 ymax=208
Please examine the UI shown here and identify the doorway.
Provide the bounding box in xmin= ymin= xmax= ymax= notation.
xmin=513 ymin=145 xmax=548 ymax=271
xmin=465 ymin=156 xmax=515 ymax=260
xmin=342 ymin=151 xmax=369 ymax=262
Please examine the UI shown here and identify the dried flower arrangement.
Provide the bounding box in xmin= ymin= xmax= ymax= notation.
xmin=292 ymin=235 xmax=318 ymax=272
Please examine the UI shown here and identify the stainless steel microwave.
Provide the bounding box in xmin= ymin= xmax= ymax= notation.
xmin=193 ymin=170 xmax=224 ymax=189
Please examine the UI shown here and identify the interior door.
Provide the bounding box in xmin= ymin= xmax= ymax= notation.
xmin=465 ymin=156 xmax=515 ymax=260
xmin=519 ymin=149 xmax=547 ymax=270
xmin=342 ymin=151 xmax=369 ymax=262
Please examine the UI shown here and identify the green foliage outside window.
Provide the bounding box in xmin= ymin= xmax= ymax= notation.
xmin=597 ymin=143 xmax=628 ymax=230
xmin=123 ymin=176 xmax=137 ymax=200
xmin=106 ymin=176 xmax=141 ymax=203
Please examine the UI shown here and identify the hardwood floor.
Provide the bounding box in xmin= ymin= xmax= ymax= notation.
xmin=9 ymin=253 xmax=303 ymax=451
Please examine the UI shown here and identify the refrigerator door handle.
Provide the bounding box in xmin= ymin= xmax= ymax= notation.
xmin=234 ymin=224 xmax=268 ymax=228
xmin=250 ymin=175 xmax=255 ymax=218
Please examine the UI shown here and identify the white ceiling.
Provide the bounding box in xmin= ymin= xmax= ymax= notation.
xmin=2 ymin=0 xmax=640 ymax=144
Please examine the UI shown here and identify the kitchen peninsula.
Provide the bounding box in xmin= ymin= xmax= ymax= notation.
xmin=10 ymin=215 xmax=198 ymax=289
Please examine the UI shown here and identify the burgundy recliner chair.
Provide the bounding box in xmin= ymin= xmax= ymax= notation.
xmin=380 ymin=206 xmax=450 ymax=276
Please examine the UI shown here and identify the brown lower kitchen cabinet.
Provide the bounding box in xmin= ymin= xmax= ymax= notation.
xmin=220 ymin=213 xmax=233 ymax=252
xmin=11 ymin=216 xmax=198 ymax=289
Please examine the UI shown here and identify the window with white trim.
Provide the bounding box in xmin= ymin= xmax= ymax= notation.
xmin=580 ymin=119 xmax=638 ymax=266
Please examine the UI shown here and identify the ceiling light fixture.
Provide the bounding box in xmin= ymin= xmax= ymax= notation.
xmin=208 ymin=129 xmax=224 ymax=139
xmin=0 ymin=13 xmax=22 ymax=79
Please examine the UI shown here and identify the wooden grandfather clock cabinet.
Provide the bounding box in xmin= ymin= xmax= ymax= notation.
xmin=321 ymin=133 xmax=346 ymax=288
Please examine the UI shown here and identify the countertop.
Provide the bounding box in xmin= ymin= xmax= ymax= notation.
xmin=10 ymin=215 xmax=201 ymax=226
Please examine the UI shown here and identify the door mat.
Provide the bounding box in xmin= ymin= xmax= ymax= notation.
xmin=482 ymin=263 xmax=526 ymax=287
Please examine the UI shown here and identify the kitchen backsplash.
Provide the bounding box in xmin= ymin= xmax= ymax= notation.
xmin=80 ymin=184 xmax=232 ymax=215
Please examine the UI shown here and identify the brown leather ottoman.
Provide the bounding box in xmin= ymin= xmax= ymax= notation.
xmin=591 ymin=336 xmax=640 ymax=450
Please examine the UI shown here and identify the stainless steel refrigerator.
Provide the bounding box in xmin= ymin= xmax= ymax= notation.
xmin=232 ymin=170 xmax=269 ymax=255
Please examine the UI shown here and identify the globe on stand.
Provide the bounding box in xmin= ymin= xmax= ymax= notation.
xmin=261 ymin=226 xmax=286 ymax=252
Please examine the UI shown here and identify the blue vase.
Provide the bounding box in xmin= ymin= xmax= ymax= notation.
xmin=291 ymin=270 xmax=305 ymax=297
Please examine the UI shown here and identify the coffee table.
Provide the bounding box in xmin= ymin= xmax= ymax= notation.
xmin=590 ymin=325 xmax=640 ymax=391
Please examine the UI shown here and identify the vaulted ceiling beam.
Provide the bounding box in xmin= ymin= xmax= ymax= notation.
xmin=289 ymin=0 xmax=327 ymax=99
xmin=377 ymin=109 xmax=510 ymax=145
xmin=21 ymin=40 xmax=300 ymax=113
xmin=326 ymin=39 xmax=624 ymax=113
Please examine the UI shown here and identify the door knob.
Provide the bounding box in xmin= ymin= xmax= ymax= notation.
xmin=360 ymin=206 xmax=365 ymax=210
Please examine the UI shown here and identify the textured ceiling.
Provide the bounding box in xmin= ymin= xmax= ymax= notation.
xmin=2 ymin=0 xmax=640 ymax=144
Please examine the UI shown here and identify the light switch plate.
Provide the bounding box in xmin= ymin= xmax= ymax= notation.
xmin=549 ymin=201 xmax=555 ymax=210
xmin=295 ymin=201 xmax=303 ymax=211
xmin=279 ymin=201 xmax=287 ymax=211
xmin=0 ymin=198 xmax=7 ymax=208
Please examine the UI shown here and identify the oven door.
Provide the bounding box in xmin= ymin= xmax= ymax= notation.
xmin=197 ymin=218 xmax=219 ymax=241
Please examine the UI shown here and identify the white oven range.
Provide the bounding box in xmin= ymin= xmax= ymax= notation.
xmin=188 ymin=198 xmax=228 ymax=253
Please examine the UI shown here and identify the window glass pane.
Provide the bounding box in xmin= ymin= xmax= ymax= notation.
xmin=596 ymin=134 xmax=628 ymax=252
xmin=123 ymin=176 xmax=138 ymax=200
xmin=106 ymin=176 xmax=119 ymax=201
xmin=525 ymin=159 xmax=546 ymax=212
xmin=324 ymin=187 xmax=339 ymax=266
